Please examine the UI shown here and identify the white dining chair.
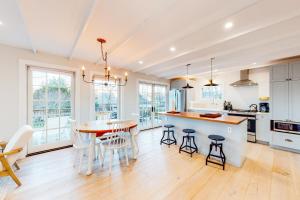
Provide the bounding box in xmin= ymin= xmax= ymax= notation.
xmin=0 ymin=125 xmax=33 ymax=186
xmin=69 ymin=120 xmax=102 ymax=173
xmin=100 ymin=120 xmax=131 ymax=175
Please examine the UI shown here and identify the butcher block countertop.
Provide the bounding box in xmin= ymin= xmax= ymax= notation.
xmin=159 ymin=112 xmax=247 ymax=125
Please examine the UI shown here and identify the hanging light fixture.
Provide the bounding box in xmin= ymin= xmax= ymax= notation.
xmin=81 ymin=38 xmax=128 ymax=86
xmin=204 ymin=57 xmax=218 ymax=86
xmin=182 ymin=64 xmax=194 ymax=89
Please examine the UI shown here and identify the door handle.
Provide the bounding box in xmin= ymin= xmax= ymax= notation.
xmin=285 ymin=139 xmax=293 ymax=142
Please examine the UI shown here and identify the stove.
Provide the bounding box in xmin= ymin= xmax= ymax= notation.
xmin=228 ymin=109 xmax=257 ymax=143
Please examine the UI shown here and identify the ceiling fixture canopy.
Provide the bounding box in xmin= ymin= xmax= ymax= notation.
xmin=204 ymin=57 xmax=218 ymax=87
xmin=81 ymin=38 xmax=128 ymax=87
xmin=182 ymin=64 xmax=194 ymax=89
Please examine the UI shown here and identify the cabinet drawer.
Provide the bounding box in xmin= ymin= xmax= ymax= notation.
xmin=272 ymin=132 xmax=300 ymax=150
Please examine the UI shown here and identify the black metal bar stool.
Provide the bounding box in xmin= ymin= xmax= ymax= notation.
xmin=206 ymin=135 xmax=226 ymax=170
xmin=179 ymin=129 xmax=198 ymax=157
xmin=160 ymin=124 xmax=177 ymax=147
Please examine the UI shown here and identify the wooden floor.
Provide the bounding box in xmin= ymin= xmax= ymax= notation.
xmin=6 ymin=128 xmax=300 ymax=200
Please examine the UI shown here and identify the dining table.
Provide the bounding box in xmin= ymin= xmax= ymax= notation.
xmin=76 ymin=119 xmax=138 ymax=175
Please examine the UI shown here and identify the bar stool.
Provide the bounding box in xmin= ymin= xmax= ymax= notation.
xmin=206 ymin=134 xmax=226 ymax=170
xmin=160 ymin=124 xmax=177 ymax=147
xmin=179 ymin=129 xmax=198 ymax=157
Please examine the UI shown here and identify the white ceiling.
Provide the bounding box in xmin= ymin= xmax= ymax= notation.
xmin=1 ymin=0 xmax=300 ymax=78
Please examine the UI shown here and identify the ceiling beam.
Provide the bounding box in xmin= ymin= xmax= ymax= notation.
xmin=94 ymin=0 xmax=180 ymax=64
xmin=69 ymin=0 xmax=98 ymax=60
xmin=15 ymin=0 xmax=36 ymax=53
xmin=133 ymin=6 xmax=300 ymax=73
xmin=148 ymin=29 xmax=300 ymax=76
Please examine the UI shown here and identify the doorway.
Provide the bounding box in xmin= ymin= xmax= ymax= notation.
xmin=138 ymin=82 xmax=168 ymax=130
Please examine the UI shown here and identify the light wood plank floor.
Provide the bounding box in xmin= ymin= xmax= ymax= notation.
xmin=6 ymin=128 xmax=300 ymax=200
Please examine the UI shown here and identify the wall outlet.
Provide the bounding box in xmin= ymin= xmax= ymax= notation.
xmin=227 ymin=127 xmax=232 ymax=133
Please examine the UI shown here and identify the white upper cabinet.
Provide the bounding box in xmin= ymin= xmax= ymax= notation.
xmin=289 ymin=61 xmax=300 ymax=81
xmin=271 ymin=61 xmax=300 ymax=122
xmin=289 ymin=80 xmax=300 ymax=122
xmin=271 ymin=63 xmax=289 ymax=82
xmin=271 ymin=81 xmax=289 ymax=121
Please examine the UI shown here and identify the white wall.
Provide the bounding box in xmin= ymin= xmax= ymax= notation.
xmin=189 ymin=67 xmax=270 ymax=110
xmin=0 ymin=44 xmax=169 ymax=141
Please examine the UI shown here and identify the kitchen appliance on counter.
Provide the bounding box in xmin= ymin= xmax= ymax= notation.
xmin=228 ymin=109 xmax=257 ymax=142
xmin=249 ymin=104 xmax=258 ymax=112
xmin=223 ymin=101 xmax=233 ymax=111
xmin=271 ymin=120 xmax=300 ymax=135
xmin=259 ymin=102 xmax=269 ymax=113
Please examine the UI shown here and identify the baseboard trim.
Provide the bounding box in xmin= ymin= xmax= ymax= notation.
xmin=26 ymin=145 xmax=72 ymax=157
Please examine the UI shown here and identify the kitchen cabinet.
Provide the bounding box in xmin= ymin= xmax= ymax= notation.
xmin=271 ymin=131 xmax=300 ymax=151
xmin=290 ymin=80 xmax=300 ymax=122
xmin=271 ymin=61 xmax=300 ymax=122
xmin=256 ymin=114 xmax=271 ymax=143
xmin=289 ymin=61 xmax=300 ymax=80
xmin=271 ymin=81 xmax=289 ymax=121
xmin=271 ymin=63 xmax=289 ymax=81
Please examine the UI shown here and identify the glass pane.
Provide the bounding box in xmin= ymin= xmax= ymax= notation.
xmin=60 ymin=127 xmax=71 ymax=141
xmin=33 ymin=85 xmax=45 ymax=100
xmin=48 ymin=101 xmax=59 ymax=110
xmin=32 ymin=130 xmax=46 ymax=146
xmin=60 ymin=101 xmax=71 ymax=110
xmin=48 ymin=86 xmax=59 ymax=101
xmin=60 ymin=74 xmax=72 ymax=87
xmin=60 ymin=109 xmax=71 ymax=127
xmin=32 ymin=71 xmax=46 ymax=86
xmin=47 ymin=112 xmax=60 ymax=129
xmin=60 ymin=87 xmax=71 ymax=100
xmin=33 ymin=101 xmax=46 ymax=111
xmin=32 ymin=110 xmax=46 ymax=129
xmin=47 ymin=129 xmax=60 ymax=143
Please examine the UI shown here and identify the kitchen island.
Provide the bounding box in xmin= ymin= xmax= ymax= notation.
xmin=159 ymin=112 xmax=247 ymax=167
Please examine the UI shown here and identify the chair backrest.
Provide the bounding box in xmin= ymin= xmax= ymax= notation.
xmin=69 ymin=119 xmax=84 ymax=149
xmin=105 ymin=121 xmax=130 ymax=148
xmin=3 ymin=125 xmax=33 ymax=166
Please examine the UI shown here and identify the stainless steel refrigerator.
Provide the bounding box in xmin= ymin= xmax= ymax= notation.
xmin=169 ymin=89 xmax=186 ymax=112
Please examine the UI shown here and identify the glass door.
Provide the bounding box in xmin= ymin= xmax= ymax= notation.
xmin=139 ymin=82 xmax=167 ymax=130
xmin=27 ymin=67 xmax=74 ymax=153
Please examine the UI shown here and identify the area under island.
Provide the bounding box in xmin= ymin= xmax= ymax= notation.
xmin=159 ymin=112 xmax=248 ymax=167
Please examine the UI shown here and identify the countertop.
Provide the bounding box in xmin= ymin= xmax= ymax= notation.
xmin=159 ymin=112 xmax=247 ymax=125
xmin=188 ymin=107 xmax=270 ymax=115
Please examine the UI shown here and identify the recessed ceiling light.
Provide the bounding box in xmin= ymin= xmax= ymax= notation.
xmin=252 ymin=62 xmax=257 ymax=65
xmin=0 ymin=21 xmax=3 ymax=26
xmin=169 ymin=46 xmax=176 ymax=52
xmin=224 ymin=22 xmax=233 ymax=29
xmin=138 ymin=60 xmax=143 ymax=65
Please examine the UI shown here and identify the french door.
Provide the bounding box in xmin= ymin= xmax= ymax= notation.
xmin=139 ymin=82 xmax=168 ymax=130
xmin=27 ymin=67 xmax=74 ymax=153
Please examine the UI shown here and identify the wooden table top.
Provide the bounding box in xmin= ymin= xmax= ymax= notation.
xmin=77 ymin=120 xmax=137 ymax=137
xmin=159 ymin=112 xmax=247 ymax=125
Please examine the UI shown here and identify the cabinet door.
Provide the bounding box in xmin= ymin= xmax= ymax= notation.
xmin=256 ymin=114 xmax=271 ymax=143
xmin=290 ymin=80 xmax=300 ymax=122
xmin=271 ymin=81 xmax=289 ymax=121
xmin=271 ymin=64 xmax=289 ymax=82
xmin=289 ymin=61 xmax=300 ymax=81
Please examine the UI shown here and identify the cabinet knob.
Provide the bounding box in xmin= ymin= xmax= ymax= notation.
xmin=285 ymin=139 xmax=293 ymax=142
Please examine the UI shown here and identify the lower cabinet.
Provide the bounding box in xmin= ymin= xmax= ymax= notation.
xmin=271 ymin=131 xmax=300 ymax=151
xmin=256 ymin=114 xmax=271 ymax=143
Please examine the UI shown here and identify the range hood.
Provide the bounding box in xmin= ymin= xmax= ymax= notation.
xmin=230 ymin=69 xmax=258 ymax=87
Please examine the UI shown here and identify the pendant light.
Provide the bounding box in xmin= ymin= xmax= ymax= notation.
xmin=182 ymin=64 xmax=194 ymax=89
xmin=204 ymin=57 xmax=218 ymax=86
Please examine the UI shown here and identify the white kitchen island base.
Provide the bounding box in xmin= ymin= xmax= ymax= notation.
xmin=165 ymin=114 xmax=248 ymax=167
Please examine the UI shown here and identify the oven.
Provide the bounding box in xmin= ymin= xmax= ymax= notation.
xmin=228 ymin=113 xmax=256 ymax=142
xmin=271 ymin=120 xmax=300 ymax=135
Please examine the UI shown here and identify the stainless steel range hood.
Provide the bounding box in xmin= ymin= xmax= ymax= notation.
xmin=230 ymin=69 xmax=258 ymax=87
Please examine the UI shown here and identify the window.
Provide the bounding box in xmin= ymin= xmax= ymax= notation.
xmin=94 ymin=78 xmax=120 ymax=120
xmin=28 ymin=67 xmax=74 ymax=153
xmin=201 ymin=86 xmax=223 ymax=100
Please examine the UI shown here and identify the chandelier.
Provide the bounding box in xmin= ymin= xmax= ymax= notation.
xmin=81 ymin=38 xmax=128 ymax=86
